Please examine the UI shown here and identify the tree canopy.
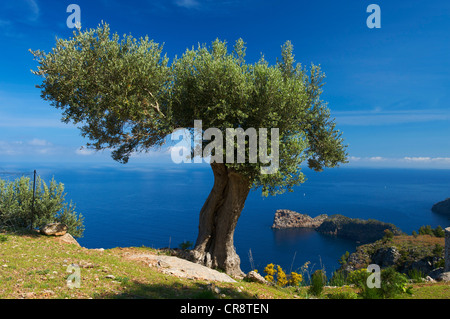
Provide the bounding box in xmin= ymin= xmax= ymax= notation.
xmin=31 ymin=22 xmax=347 ymax=197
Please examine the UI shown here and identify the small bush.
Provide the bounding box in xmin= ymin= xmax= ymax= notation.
xmin=289 ymin=271 xmax=303 ymax=286
xmin=407 ymin=269 xmax=425 ymax=282
xmin=0 ymin=176 xmax=84 ymax=237
xmin=308 ymin=270 xmax=326 ymax=297
xmin=263 ymin=263 xmax=276 ymax=283
xmin=349 ymin=267 xmax=412 ymax=299
xmin=276 ymin=265 xmax=288 ymax=287
xmin=329 ymin=270 xmax=346 ymax=287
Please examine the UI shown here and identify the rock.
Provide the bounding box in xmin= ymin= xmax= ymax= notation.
xmin=428 ymin=267 xmax=444 ymax=280
xmin=425 ymin=276 xmax=435 ymax=282
xmin=271 ymin=210 xmax=328 ymax=229
xmin=372 ymin=247 xmax=400 ymax=268
xmin=244 ymin=271 xmax=269 ymax=285
xmin=125 ymin=253 xmax=237 ymax=283
xmin=105 ymin=275 xmax=115 ymax=279
xmin=316 ymin=214 xmax=403 ymax=243
xmin=437 ymin=272 xmax=450 ymax=282
xmin=431 ymin=198 xmax=450 ymax=216
xmin=40 ymin=223 xmax=68 ymax=236
xmin=55 ymin=233 xmax=81 ymax=247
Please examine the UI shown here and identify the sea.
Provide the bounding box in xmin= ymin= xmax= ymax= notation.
xmin=1 ymin=162 xmax=449 ymax=278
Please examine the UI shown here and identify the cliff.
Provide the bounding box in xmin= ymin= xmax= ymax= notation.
xmin=271 ymin=209 xmax=328 ymax=229
xmin=339 ymin=234 xmax=446 ymax=280
xmin=316 ymin=214 xmax=403 ymax=243
xmin=431 ymin=198 xmax=450 ymax=216
xmin=272 ymin=210 xmax=403 ymax=243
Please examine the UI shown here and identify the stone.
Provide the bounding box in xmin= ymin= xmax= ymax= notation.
xmin=244 ymin=270 xmax=269 ymax=285
xmin=40 ymin=223 xmax=68 ymax=236
xmin=372 ymin=247 xmax=400 ymax=268
xmin=437 ymin=272 xmax=450 ymax=282
xmin=428 ymin=267 xmax=444 ymax=280
xmin=125 ymin=253 xmax=237 ymax=283
xmin=55 ymin=233 xmax=81 ymax=247
xmin=271 ymin=210 xmax=328 ymax=229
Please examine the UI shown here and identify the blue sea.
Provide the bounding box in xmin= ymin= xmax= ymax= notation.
xmin=1 ymin=162 xmax=449 ymax=277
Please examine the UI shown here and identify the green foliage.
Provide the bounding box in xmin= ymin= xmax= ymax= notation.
xmin=0 ymin=176 xmax=84 ymax=238
xmin=0 ymin=234 xmax=8 ymax=242
xmin=308 ymin=269 xmax=326 ymax=297
xmin=326 ymin=290 xmax=358 ymax=299
xmin=382 ymin=229 xmax=394 ymax=242
xmin=30 ymin=22 xmax=348 ymax=198
xmin=378 ymin=267 xmax=412 ymax=299
xmin=347 ymin=268 xmax=370 ymax=289
xmin=178 ymin=240 xmax=194 ymax=250
xmin=417 ymin=225 xmax=445 ymax=237
xmin=338 ymin=251 xmax=349 ymax=265
xmin=407 ymin=269 xmax=425 ymax=282
xmin=329 ymin=270 xmax=347 ymax=287
xmin=433 ymin=225 xmax=445 ymax=237
xmin=347 ymin=267 xmax=412 ymax=299
xmin=432 ymin=244 xmax=444 ymax=256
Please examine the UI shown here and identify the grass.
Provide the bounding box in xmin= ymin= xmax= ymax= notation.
xmin=0 ymin=229 xmax=448 ymax=299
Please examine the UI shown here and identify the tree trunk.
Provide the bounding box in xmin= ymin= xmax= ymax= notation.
xmin=188 ymin=163 xmax=251 ymax=277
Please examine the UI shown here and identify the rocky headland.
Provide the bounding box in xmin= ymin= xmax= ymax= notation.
xmin=271 ymin=210 xmax=403 ymax=243
xmin=432 ymin=198 xmax=450 ymax=216
xmin=271 ymin=209 xmax=328 ymax=229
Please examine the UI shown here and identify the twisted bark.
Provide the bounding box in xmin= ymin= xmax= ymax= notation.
xmin=188 ymin=163 xmax=250 ymax=277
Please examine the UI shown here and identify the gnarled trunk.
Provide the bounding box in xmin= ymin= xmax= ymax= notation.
xmin=188 ymin=163 xmax=251 ymax=277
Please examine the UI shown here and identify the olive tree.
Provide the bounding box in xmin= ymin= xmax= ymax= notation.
xmin=31 ymin=23 xmax=347 ymax=276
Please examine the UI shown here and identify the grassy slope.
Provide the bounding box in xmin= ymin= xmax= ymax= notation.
xmin=0 ymin=230 xmax=448 ymax=299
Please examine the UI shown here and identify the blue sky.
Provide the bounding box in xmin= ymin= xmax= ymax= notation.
xmin=0 ymin=0 xmax=450 ymax=168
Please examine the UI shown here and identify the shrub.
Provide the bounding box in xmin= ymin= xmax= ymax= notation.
xmin=308 ymin=269 xmax=326 ymax=297
xmin=378 ymin=267 xmax=412 ymax=298
xmin=263 ymin=263 xmax=303 ymax=287
xmin=264 ymin=263 xmax=276 ymax=283
xmin=407 ymin=269 xmax=425 ymax=282
xmin=338 ymin=251 xmax=349 ymax=265
xmin=350 ymin=267 xmax=412 ymax=299
xmin=289 ymin=271 xmax=303 ymax=286
xmin=276 ymin=265 xmax=288 ymax=287
xmin=0 ymin=175 xmax=84 ymax=237
xmin=433 ymin=226 xmax=445 ymax=238
xmin=347 ymin=268 xmax=369 ymax=289
xmin=329 ymin=270 xmax=346 ymax=287
xmin=382 ymin=229 xmax=394 ymax=242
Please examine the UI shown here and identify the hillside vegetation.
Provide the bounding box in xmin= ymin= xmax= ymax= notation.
xmin=0 ymin=229 xmax=448 ymax=299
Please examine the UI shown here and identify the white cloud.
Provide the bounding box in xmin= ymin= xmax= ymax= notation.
xmin=75 ymin=148 xmax=95 ymax=156
xmin=0 ymin=139 xmax=54 ymax=156
xmin=28 ymin=138 xmax=51 ymax=146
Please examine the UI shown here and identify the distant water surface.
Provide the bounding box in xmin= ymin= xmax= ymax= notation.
xmin=1 ymin=163 xmax=449 ymax=276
